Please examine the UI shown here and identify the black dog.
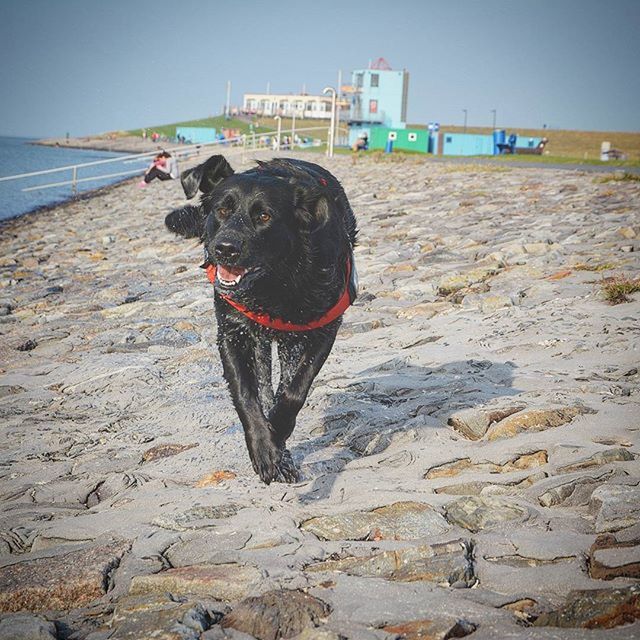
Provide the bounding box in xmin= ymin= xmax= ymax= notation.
xmin=165 ymin=155 xmax=357 ymax=484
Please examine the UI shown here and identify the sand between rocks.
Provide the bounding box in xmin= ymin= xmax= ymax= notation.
xmin=0 ymin=151 xmax=638 ymax=639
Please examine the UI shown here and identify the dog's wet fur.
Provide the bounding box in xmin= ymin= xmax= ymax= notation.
xmin=165 ymin=155 xmax=357 ymax=484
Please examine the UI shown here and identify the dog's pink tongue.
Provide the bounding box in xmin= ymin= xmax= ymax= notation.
xmin=218 ymin=265 xmax=247 ymax=280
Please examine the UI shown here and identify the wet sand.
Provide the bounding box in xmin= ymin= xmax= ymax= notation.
xmin=0 ymin=151 xmax=638 ymax=638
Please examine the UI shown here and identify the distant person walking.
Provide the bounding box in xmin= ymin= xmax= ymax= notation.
xmin=138 ymin=151 xmax=179 ymax=187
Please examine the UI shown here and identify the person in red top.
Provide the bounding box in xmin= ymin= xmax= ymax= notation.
xmin=138 ymin=151 xmax=179 ymax=187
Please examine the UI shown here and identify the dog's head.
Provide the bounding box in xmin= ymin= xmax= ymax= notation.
xmin=165 ymin=155 xmax=331 ymax=296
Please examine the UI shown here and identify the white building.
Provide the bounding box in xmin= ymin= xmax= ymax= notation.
xmin=242 ymin=93 xmax=348 ymax=120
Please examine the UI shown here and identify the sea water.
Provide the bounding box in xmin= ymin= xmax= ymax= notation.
xmin=0 ymin=136 xmax=147 ymax=221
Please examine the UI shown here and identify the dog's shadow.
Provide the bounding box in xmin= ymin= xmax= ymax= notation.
xmin=290 ymin=358 xmax=520 ymax=503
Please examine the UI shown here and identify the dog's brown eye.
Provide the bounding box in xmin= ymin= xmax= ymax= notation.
xmin=259 ymin=212 xmax=271 ymax=223
xmin=218 ymin=207 xmax=230 ymax=218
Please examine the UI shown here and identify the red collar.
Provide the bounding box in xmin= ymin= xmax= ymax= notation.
xmin=206 ymin=257 xmax=354 ymax=331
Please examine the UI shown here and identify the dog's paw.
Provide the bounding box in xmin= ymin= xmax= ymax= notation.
xmin=250 ymin=442 xmax=282 ymax=485
xmin=273 ymin=448 xmax=301 ymax=484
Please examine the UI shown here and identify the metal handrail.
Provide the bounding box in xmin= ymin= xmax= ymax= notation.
xmin=0 ymin=125 xmax=346 ymax=194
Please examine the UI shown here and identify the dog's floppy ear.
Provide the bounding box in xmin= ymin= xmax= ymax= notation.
xmin=165 ymin=204 xmax=205 ymax=239
xmin=294 ymin=183 xmax=331 ymax=230
xmin=180 ymin=155 xmax=235 ymax=199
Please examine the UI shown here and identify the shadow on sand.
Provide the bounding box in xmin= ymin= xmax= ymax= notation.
xmin=292 ymin=358 xmax=520 ymax=503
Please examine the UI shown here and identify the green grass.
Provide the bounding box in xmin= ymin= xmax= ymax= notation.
xmin=126 ymin=116 xmax=274 ymax=139
xmin=125 ymin=114 xmax=342 ymax=143
xmin=600 ymin=274 xmax=640 ymax=304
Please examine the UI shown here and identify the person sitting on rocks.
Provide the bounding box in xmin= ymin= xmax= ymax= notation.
xmin=138 ymin=152 xmax=179 ymax=187
xmin=352 ymin=132 xmax=368 ymax=152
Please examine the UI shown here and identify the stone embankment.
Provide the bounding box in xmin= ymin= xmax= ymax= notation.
xmin=0 ymin=152 xmax=638 ymax=638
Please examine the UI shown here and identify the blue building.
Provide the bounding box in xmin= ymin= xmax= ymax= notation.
xmin=347 ymin=59 xmax=409 ymax=147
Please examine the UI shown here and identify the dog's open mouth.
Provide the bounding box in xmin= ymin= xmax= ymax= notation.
xmin=217 ymin=264 xmax=250 ymax=287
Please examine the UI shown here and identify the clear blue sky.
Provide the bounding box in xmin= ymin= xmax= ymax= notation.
xmin=1 ymin=0 xmax=639 ymax=137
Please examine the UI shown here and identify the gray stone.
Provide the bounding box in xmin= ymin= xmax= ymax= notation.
xmin=152 ymin=505 xmax=242 ymax=532
xmin=109 ymin=594 xmax=226 ymax=640
xmin=128 ymin=563 xmax=262 ymax=602
xmin=590 ymin=484 xmax=640 ymax=532
xmin=0 ymin=614 xmax=57 ymax=640
xmin=447 ymin=405 xmax=525 ymax=440
xmin=533 ymin=583 xmax=640 ymax=629
xmin=0 ymin=539 xmax=130 ymax=613
xmin=307 ymin=539 xmax=475 ymax=587
xmin=486 ymin=406 xmax=593 ymax=441
xmin=557 ymin=448 xmax=635 ymax=474
xmin=589 ymin=534 xmax=640 ymax=580
xmin=222 ymin=590 xmax=331 ymax=640
xmin=300 ymin=502 xmax=449 ymax=541
xmin=538 ymin=474 xmax=611 ymax=508
xmin=165 ymin=531 xmax=253 ymax=567
xmin=444 ymin=496 xmax=531 ymax=532
xmin=381 ymin=617 xmax=477 ymax=640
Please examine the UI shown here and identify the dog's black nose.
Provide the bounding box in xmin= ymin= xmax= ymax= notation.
xmin=214 ymin=241 xmax=241 ymax=263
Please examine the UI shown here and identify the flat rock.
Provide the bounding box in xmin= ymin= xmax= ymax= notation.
xmin=290 ymin=628 xmax=343 ymax=640
xmin=382 ymin=617 xmax=477 ymax=640
xmin=538 ymin=474 xmax=611 ymax=508
xmin=165 ymin=531 xmax=253 ymax=567
xmin=152 ymin=504 xmax=242 ymax=531
xmin=221 ymin=590 xmax=331 ymax=640
xmin=557 ymin=448 xmax=635 ymax=474
xmin=447 ymin=405 xmax=525 ymax=440
xmin=307 ymin=539 xmax=475 ymax=587
xmin=533 ymin=583 xmax=640 ymax=629
xmin=110 ymin=595 xmax=226 ymax=640
xmin=589 ymin=534 xmax=640 ymax=580
xmin=435 ymin=472 xmax=545 ymax=496
xmin=128 ymin=563 xmax=262 ymax=602
xmin=437 ymin=265 xmax=501 ymax=295
xmin=300 ymin=501 xmax=450 ymax=541
xmin=0 ymin=613 xmax=57 ymax=639
xmin=590 ymin=484 xmax=640 ymax=532
xmin=0 ymin=539 xmax=130 ymax=613
xmin=444 ymin=496 xmax=531 ymax=532
xmin=142 ymin=442 xmax=198 ymax=462
xmin=425 ymin=450 xmax=547 ymax=479
xmin=486 ymin=406 xmax=592 ymax=441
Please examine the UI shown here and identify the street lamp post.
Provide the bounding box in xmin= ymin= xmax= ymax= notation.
xmin=491 ymin=109 xmax=497 ymax=130
xmin=274 ymin=115 xmax=281 ymax=151
xmin=291 ymin=110 xmax=296 ymax=151
xmin=323 ymin=86 xmax=337 ymax=158
xmin=462 ymin=109 xmax=468 ymax=133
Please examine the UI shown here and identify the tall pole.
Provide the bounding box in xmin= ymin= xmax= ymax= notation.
xmin=336 ymin=69 xmax=342 ymax=145
xmin=463 ymin=108 xmax=468 ymax=133
xmin=274 ymin=115 xmax=281 ymax=151
xmin=491 ymin=109 xmax=496 ymax=130
xmin=323 ymin=87 xmax=337 ymax=158
xmin=225 ymin=80 xmax=231 ymax=117
xmin=291 ymin=110 xmax=296 ymax=150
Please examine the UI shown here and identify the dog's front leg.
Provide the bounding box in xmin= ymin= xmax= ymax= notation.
xmin=218 ymin=336 xmax=282 ymax=484
xmin=271 ymin=323 xmax=340 ymax=449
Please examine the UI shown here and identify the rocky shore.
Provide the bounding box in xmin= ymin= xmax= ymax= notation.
xmin=36 ymin=135 xmax=165 ymax=154
xmin=0 ymin=151 xmax=638 ymax=639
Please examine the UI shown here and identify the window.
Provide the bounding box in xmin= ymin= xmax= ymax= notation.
xmin=370 ymin=73 xmax=379 ymax=87
xmin=355 ymin=73 xmax=363 ymax=88
xmin=388 ymin=131 xmax=397 ymax=140
xmin=369 ymin=99 xmax=378 ymax=114
xmin=408 ymin=132 xmax=417 ymax=142
xmin=446 ymin=136 xmax=452 ymax=143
